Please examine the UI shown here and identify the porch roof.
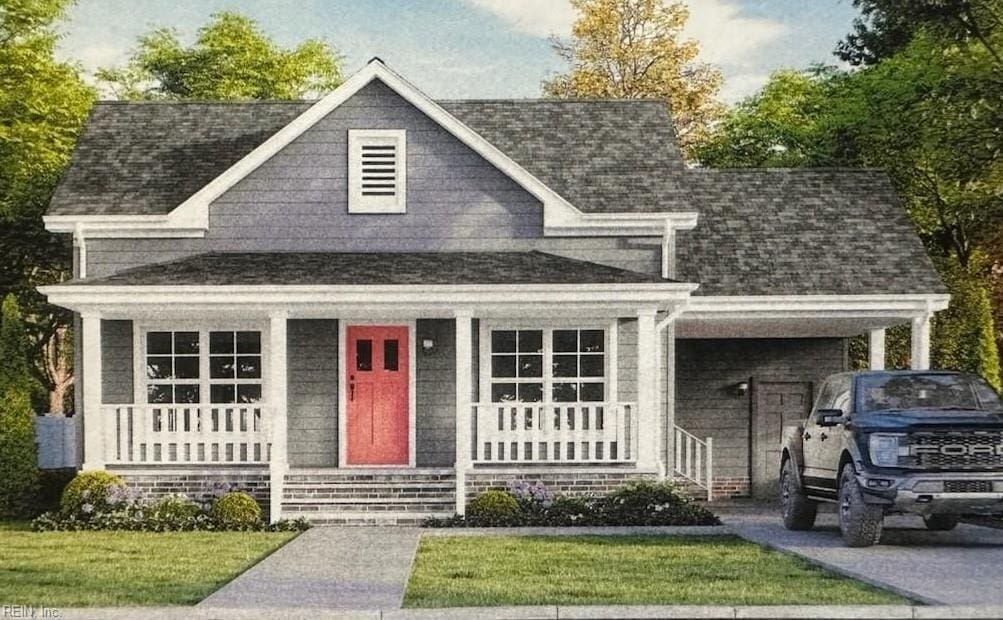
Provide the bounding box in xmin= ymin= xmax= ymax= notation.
xmin=61 ymin=251 xmax=676 ymax=286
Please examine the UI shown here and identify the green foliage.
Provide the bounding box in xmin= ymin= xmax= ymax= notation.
xmin=0 ymin=389 xmax=39 ymax=518
xmin=466 ymin=490 xmax=522 ymax=524
xmin=150 ymin=494 xmax=202 ymax=522
xmin=35 ymin=468 xmax=76 ymax=514
xmin=60 ymin=471 xmax=125 ymax=515
xmin=933 ymin=259 xmax=1002 ymax=389
xmin=97 ymin=11 xmax=343 ymax=100
xmin=427 ymin=480 xmax=719 ymax=528
xmin=593 ymin=481 xmax=719 ymax=526
xmin=210 ymin=491 xmax=262 ymax=527
xmin=0 ymin=294 xmax=33 ymax=395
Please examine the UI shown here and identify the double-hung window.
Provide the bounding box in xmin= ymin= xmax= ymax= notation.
xmin=143 ymin=329 xmax=264 ymax=405
xmin=488 ymin=327 xmax=607 ymax=403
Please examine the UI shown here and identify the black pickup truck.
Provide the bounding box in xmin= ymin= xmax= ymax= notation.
xmin=780 ymin=370 xmax=1003 ymax=546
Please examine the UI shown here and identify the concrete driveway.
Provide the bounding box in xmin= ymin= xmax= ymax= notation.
xmin=722 ymin=505 xmax=1003 ymax=605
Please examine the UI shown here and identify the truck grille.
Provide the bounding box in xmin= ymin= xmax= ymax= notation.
xmin=944 ymin=480 xmax=993 ymax=493
xmin=905 ymin=431 xmax=1003 ymax=470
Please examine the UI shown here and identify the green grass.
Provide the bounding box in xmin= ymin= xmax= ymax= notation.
xmin=404 ymin=535 xmax=906 ymax=607
xmin=0 ymin=523 xmax=296 ymax=606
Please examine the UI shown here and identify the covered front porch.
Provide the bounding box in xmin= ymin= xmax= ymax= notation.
xmin=44 ymin=251 xmax=696 ymax=522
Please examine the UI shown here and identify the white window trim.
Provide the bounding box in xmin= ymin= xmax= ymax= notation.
xmin=477 ymin=320 xmax=618 ymax=406
xmin=132 ymin=321 xmax=270 ymax=407
xmin=337 ymin=319 xmax=418 ymax=468
xmin=348 ymin=129 xmax=407 ymax=214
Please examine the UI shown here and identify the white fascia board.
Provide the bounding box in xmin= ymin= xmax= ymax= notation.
xmin=682 ymin=294 xmax=951 ymax=320
xmin=543 ymin=198 xmax=699 ymax=237
xmin=40 ymin=282 xmax=698 ymax=308
xmin=43 ymin=215 xmax=206 ymax=238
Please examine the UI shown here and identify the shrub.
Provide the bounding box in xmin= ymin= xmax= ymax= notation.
xmin=0 ymin=390 xmax=40 ymax=518
xmin=933 ymin=259 xmax=1001 ymax=390
xmin=467 ymin=490 xmax=521 ymax=524
xmin=150 ymin=494 xmax=202 ymax=523
xmin=211 ymin=491 xmax=262 ymax=527
xmin=594 ymin=480 xmax=719 ymax=526
xmin=60 ymin=471 xmax=125 ymax=516
xmin=35 ymin=468 xmax=77 ymax=514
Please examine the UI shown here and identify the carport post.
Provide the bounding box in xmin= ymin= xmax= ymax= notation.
xmin=910 ymin=314 xmax=931 ymax=370
xmin=868 ymin=328 xmax=886 ymax=370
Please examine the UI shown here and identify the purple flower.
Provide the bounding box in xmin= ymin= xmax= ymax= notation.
xmin=80 ymin=503 xmax=94 ymax=514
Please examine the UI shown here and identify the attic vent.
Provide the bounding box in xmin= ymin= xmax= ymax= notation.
xmin=348 ymin=129 xmax=407 ymax=213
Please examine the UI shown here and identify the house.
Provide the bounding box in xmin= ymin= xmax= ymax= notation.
xmin=39 ymin=59 xmax=948 ymax=523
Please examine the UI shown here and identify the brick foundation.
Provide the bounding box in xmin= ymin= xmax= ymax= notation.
xmin=711 ymin=476 xmax=750 ymax=499
xmin=111 ymin=468 xmax=271 ymax=515
xmin=466 ymin=470 xmax=658 ymax=501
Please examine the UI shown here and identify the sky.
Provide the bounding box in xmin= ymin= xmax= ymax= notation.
xmin=55 ymin=0 xmax=860 ymax=103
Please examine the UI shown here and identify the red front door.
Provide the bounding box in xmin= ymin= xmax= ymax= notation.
xmin=346 ymin=325 xmax=409 ymax=465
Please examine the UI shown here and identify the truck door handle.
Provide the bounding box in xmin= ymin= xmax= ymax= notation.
xmin=803 ymin=432 xmax=812 ymax=440
xmin=819 ymin=432 xmax=828 ymax=441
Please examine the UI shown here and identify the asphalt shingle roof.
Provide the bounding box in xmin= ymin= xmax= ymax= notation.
xmin=70 ymin=251 xmax=674 ymax=287
xmin=678 ymin=169 xmax=947 ymax=296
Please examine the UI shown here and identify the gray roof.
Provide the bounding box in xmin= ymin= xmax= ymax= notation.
xmin=678 ymin=169 xmax=947 ymax=296
xmin=48 ymin=94 xmax=690 ymax=217
xmin=69 ymin=251 xmax=674 ymax=287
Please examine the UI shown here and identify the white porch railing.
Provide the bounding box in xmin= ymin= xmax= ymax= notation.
xmin=102 ymin=404 xmax=270 ymax=465
xmin=674 ymin=426 xmax=714 ymax=501
xmin=472 ymin=402 xmax=638 ymax=464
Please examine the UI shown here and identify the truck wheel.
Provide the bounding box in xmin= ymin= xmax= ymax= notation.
xmin=781 ymin=458 xmax=817 ymax=530
xmin=923 ymin=514 xmax=960 ymax=531
xmin=838 ymin=464 xmax=883 ymax=547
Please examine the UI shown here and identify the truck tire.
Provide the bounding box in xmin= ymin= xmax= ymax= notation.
xmin=838 ymin=464 xmax=883 ymax=547
xmin=781 ymin=458 xmax=817 ymax=530
xmin=923 ymin=514 xmax=960 ymax=531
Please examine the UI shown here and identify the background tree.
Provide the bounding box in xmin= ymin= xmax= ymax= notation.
xmin=97 ymin=11 xmax=343 ymax=100
xmin=0 ymin=0 xmax=94 ymax=413
xmin=696 ymin=1 xmax=1003 ymax=384
xmin=543 ymin=0 xmax=723 ymax=156
xmin=0 ymin=295 xmax=40 ymax=518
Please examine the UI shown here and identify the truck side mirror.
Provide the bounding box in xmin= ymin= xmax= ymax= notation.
xmin=816 ymin=409 xmax=846 ymax=427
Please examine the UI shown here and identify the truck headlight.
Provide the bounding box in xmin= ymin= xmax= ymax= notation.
xmin=868 ymin=433 xmax=904 ymax=467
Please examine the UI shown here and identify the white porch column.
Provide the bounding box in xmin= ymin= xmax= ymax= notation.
xmin=454 ymin=311 xmax=473 ymax=516
xmin=268 ymin=312 xmax=288 ymax=523
xmin=636 ymin=308 xmax=660 ymax=472
xmin=911 ymin=314 xmax=932 ymax=370
xmin=663 ymin=320 xmax=677 ymax=479
xmin=868 ymin=328 xmax=886 ymax=370
xmin=81 ymin=312 xmax=104 ymax=470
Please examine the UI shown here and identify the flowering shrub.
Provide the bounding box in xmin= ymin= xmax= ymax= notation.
xmin=211 ymin=492 xmax=262 ymax=528
xmin=467 ymin=490 xmax=521 ymax=525
xmin=32 ymin=480 xmax=309 ymax=532
xmin=425 ymin=480 xmax=720 ymax=528
xmin=60 ymin=471 xmax=126 ymax=517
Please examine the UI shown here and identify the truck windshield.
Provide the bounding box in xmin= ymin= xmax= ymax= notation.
xmin=857 ymin=373 xmax=1003 ymax=413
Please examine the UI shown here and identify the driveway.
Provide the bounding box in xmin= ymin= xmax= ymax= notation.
xmin=722 ymin=505 xmax=1003 ymax=605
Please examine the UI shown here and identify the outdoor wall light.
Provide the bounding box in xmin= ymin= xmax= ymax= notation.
xmin=421 ymin=338 xmax=435 ymax=354
xmin=735 ymin=381 xmax=750 ymax=397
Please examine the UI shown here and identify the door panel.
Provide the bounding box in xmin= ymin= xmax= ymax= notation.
xmin=346 ymin=325 xmax=409 ymax=465
xmin=753 ymin=382 xmax=813 ymax=500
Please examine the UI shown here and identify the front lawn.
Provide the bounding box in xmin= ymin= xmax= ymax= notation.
xmin=404 ymin=535 xmax=906 ymax=607
xmin=0 ymin=522 xmax=296 ymax=606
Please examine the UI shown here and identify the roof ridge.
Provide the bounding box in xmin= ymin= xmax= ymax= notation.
xmin=93 ymin=100 xmax=318 ymax=106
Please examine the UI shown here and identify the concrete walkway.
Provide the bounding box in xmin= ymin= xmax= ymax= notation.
xmin=721 ymin=506 xmax=1003 ymax=606
xmin=198 ymin=527 xmax=422 ymax=609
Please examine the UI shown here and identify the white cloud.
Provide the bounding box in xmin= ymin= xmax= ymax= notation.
xmin=463 ymin=0 xmax=576 ymax=39
xmin=462 ymin=0 xmax=787 ymax=102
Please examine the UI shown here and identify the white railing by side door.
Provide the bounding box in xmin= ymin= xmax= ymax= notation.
xmin=674 ymin=426 xmax=714 ymax=501
xmin=472 ymin=401 xmax=638 ymax=464
xmin=102 ymin=404 xmax=270 ymax=465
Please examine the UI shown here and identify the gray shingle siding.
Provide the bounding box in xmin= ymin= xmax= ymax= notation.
xmin=287 ymin=319 xmax=339 ymax=467
xmin=101 ymin=320 xmax=132 ymax=404
xmin=416 ymin=319 xmax=456 ymax=467
xmin=675 ymin=338 xmax=847 ymax=479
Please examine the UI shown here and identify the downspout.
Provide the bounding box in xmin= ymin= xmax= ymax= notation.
xmin=73 ymin=223 xmax=88 ymax=279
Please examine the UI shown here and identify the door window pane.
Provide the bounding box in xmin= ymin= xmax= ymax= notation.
xmin=384 ymin=339 xmax=399 ymax=371
xmin=356 ymin=339 xmax=373 ymax=371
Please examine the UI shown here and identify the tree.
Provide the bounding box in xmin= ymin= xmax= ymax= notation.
xmin=0 ymin=0 xmax=92 ymax=414
xmin=97 ymin=11 xmax=343 ymax=100
xmin=543 ymin=0 xmax=723 ymax=156
xmin=837 ymin=0 xmax=1003 ymax=66
xmin=933 ymin=257 xmax=1002 ymax=388
xmin=0 ymin=295 xmax=40 ymax=518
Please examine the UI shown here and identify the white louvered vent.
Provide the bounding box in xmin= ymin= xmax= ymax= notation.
xmin=348 ymin=129 xmax=406 ymax=213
